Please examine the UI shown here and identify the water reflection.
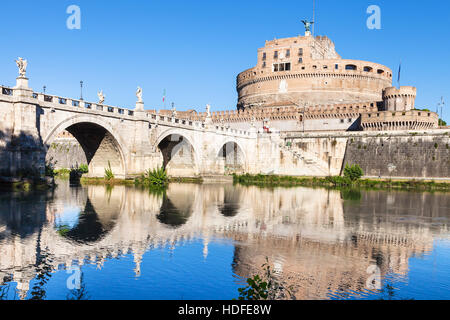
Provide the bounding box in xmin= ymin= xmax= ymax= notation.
xmin=0 ymin=181 xmax=449 ymax=300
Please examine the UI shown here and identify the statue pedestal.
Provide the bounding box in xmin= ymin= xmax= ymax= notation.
xmin=204 ymin=116 xmax=213 ymax=129
xmin=305 ymin=31 xmax=311 ymax=37
xmin=13 ymin=77 xmax=33 ymax=98
xmin=135 ymin=101 xmax=144 ymax=111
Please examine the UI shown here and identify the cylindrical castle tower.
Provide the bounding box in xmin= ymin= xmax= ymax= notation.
xmin=236 ymin=32 xmax=393 ymax=110
xmin=382 ymin=86 xmax=417 ymax=112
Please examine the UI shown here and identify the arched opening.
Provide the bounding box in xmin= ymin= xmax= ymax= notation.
xmin=157 ymin=134 xmax=198 ymax=177
xmin=217 ymin=142 xmax=245 ymax=175
xmin=363 ymin=66 xmax=373 ymax=72
xmin=345 ymin=64 xmax=357 ymax=71
xmin=217 ymin=186 xmax=241 ymax=217
xmin=45 ymin=122 xmax=126 ymax=179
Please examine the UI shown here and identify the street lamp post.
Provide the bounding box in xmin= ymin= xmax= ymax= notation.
xmin=80 ymin=81 xmax=84 ymax=101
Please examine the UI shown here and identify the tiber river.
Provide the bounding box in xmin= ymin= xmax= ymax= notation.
xmin=0 ymin=180 xmax=449 ymax=300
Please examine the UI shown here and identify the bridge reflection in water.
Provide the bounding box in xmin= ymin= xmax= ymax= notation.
xmin=0 ymin=182 xmax=449 ymax=300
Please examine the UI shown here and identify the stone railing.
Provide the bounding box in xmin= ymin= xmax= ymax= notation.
xmin=2 ymin=84 xmax=253 ymax=137
xmin=31 ymin=92 xmax=136 ymax=117
xmin=146 ymin=112 xmax=252 ymax=137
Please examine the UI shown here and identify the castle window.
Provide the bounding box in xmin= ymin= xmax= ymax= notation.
xmin=273 ymin=63 xmax=291 ymax=72
xmin=377 ymin=69 xmax=385 ymax=74
xmin=286 ymin=49 xmax=290 ymax=57
xmin=340 ymin=119 xmax=344 ymax=123
xmin=364 ymin=66 xmax=373 ymax=72
xmin=323 ymin=65 xmax=328 ymax=69
xmin=335 ymin=64 xmax=339 ymax=69
xmin=262 ymin=61 xmax=266 ymax=68
xmin=345 ymin=64 xmax=357 ymax=71
xmin=348 ymin=118 xmax=352 ymax=123
xmin=274 ymin=51 xmax=278 ymax=59
xmin=298 ymin=57 xmax=303 ymax=64
xmin=298 ymin=48 xmax=303 ymax=56
xmin=262 ymin=52 xmax=266 ymax=61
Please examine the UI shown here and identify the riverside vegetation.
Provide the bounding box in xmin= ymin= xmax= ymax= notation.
xmin=233 ymin=164 xmax=450 ymax=192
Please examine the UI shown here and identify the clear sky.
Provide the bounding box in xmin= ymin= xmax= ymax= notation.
xmin=0 ymin=0 xmax=448 ymax=121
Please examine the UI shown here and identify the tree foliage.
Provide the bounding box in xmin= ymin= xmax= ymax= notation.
xmin=343 ymin=164 xmax=364 ymax=181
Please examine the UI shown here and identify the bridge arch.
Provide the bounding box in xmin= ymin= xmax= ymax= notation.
xmin=215 ymin=139 xmax=247 ymax=174
xmin=44 ymin=115 xmax=127 ymax=178
xmin=156 ymin=129 xmax=200 ymax=177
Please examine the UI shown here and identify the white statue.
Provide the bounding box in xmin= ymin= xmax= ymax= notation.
xmin=171 ymin=104 xmax=177 ymax=118
xmin=206 ymin=104 xmax=211 ymax=117
xmin=136 ymin=86 xmax=143 ymax=102
xmin=98 ymin=90 xmax=105 ymax=104
xmin=15 ymin=57 xmax=28 ymax=77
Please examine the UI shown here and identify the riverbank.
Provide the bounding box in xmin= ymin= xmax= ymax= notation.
xmin=79 ymin=176 xmax=203 ymax=186
xmin=233 ymin=174 xmax=450 ymax=192
xmin=0 ymin=176 xmax=55 ymax=192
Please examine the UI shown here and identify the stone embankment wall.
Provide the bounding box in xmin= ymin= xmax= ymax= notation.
xmin=282 ymin=130 xmax=450 ymax=179
xmin=342 ymin=132 xmax=450 ymax=179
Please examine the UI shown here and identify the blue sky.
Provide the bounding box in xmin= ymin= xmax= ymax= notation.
xmin=0 ymin=0 xmax=448 ymax=121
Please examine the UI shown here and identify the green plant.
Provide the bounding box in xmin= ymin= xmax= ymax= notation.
xmin=104 ymin=161 xmax=114 ymax=180
xmin=144 ymin=167 xmax=168 ymax=186
xmin=236 ymin=257 xmax=295 ymax=300
xmin=343 ymin=164 xmax=364 ymax=182
xmin=78 ymin=164 xmax=89 ymax=174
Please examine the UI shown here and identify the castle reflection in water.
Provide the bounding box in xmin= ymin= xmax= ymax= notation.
xmin=0 ymin=181 xmax=449 ymax=300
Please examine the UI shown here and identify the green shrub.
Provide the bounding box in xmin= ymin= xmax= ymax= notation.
xmin=145 ymin=167 xmax=168 ymax=186
xmin=104 ymin=161 xmax=114 ymax=180
xmin=136 ymin=167 xmax=168 ymax=187
xmin=78 ymin=164 xmax=89 ymax=174
xmin=343 ymin=164 xmax=364 ymax=182
xmin=236 ymin=257 xmax=295 ymax=300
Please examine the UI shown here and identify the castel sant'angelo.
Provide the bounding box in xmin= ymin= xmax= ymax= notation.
xmin=170 ymin=23 xmax=439 ymax=133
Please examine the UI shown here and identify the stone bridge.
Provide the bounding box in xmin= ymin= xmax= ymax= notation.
xmin=0 ymin=74 xmax=262 ymax=178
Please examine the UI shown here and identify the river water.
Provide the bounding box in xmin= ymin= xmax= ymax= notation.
xmin=0 ymin=180 xmax=449 ymax=300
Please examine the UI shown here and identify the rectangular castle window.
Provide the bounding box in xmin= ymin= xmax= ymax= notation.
xmin=298 ymin=48 xmax=303 ymax=56
xmin=274 ymin=51 xmax=278 ymax=59
xmin=286 ymin=49 xmax=290 ymax=57
xmin=273 ymin=63 xmax=291 ymax=72
xmin=262 ymin=52 xmax=266 ymax=61
xmin=298 ymin=57 xmax=303 ymax=64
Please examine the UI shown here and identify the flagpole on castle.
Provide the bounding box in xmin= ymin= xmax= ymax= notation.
xmin=163 ymin=89 xmax=166 ymax=109
xmin=312 ymin=0 xmax=315 ymax=36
